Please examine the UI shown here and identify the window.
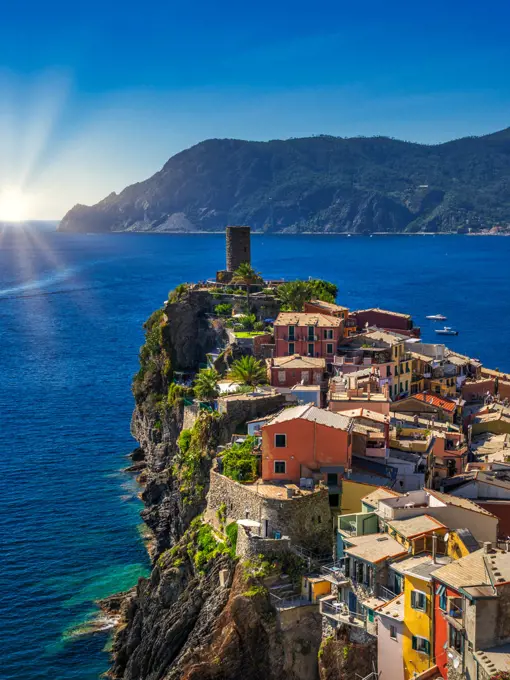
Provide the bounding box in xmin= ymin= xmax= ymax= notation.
xmin=324 ymin=329 xmax=333 ymax=340
xmin=274 ymin=460 xmax=286 ymax=474
xmin=412 ymin=636 xmax=430 ymax=655
xmin=411 ymin=590 xmax=427 ymax=611
xmin=288 ymin=325 xmax=295 ymax=340
xmin=386 ymin=366 xmax=391 ymax=377
xmin=449 ymin=625 xmax=463 ymax=654
xmin=326 ymin=343 xmax=333 ymax=355
xmin=288 ymin=342 xmax=295 ymax=355
xmin=308 ymin=343 xmax=314 ymax=356
xmin=274 ymin=434 xmax=286 ymax=448
xmin=390 ymin=625 xmax=397 ymax=640
xmin=301 ymin=370 xmax=310 ymax=385
xmin=327 ymin=472 xmax=338 ymax=486
xmin=278 ymin=370 xmax=286 ymax=384
xmin=405 ymin=380 xmax=409 ymax=392
xmin=437 ymin=585 xmax=447 ymax=611
xmin=307 ymin=326 xmax=315 ymax=341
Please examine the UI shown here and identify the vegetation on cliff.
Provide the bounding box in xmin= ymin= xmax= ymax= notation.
xmin=277 ymin=278 xmax=338 ymax=311
xmin=59 ymin=130 xmax=510 ymax=235
xmin=221 ymin=435 xmax=259 ymax=482
xmin=227 ymin=355 xmax=267 ymax=386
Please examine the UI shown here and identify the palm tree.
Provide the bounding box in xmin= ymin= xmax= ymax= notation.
xmin=231 ymin=263 xmax=263 ymax=311
xmin=228 ymin=356 xmax=267 ymax=387
xmin=277 ymin=280 xmax=313 ymax=311
xmin=193 ymin=368 xmax=220 ymax=402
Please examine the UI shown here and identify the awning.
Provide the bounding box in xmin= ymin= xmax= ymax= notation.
xmin=237 ymin=519 xmax=261 ymax=528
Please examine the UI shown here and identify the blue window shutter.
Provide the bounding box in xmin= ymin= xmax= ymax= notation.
xmin=412 ymin=636 xmax=417 ymax=651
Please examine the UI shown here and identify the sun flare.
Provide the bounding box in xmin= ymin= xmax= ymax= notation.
xmin=0 ymin=186 xmax=29 ymax=222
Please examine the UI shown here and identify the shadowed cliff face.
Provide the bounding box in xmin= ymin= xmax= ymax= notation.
xmin=59 ymin=130 xmax=510 ymax=235
xmin=111 ymin=534 xmax=322 ymax=680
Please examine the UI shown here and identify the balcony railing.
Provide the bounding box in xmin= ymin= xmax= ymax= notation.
xmin=320 ymin=598 xmax=367 ymax=627
xmin=377 ymin=584 xmax=397 ymax=602
xmin=320 ymin=562 xmax=349 ymax=584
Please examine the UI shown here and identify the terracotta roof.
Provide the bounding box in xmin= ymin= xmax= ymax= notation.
xmin=375 ymin=594 xmax=404 ymax=621
xmin=412 ymin=392 xmax=457 ymax=413
xmin=355 ymin=308 xmax=411 ymax=320
xmin=268 ymin=354 xmax=326 ymax=369
xmin=475 ymin=643 xmax=510 ymax=676
xmin=386 ymin=514 xmax=447 ymax=539
xmin=362 ymin=487 xmax=402 ymax=508
xmin=428 ymin=489 xmax=497 ymax=517
xmin=307 ymin=299 xmax=349 ymax=313
xmin=265 ymin=403 xmax=352 ymax=431
xmin=344 ymin=534 xmax=407 ymax=564
xmin=274 ymin=312 xmax=342 ymax=328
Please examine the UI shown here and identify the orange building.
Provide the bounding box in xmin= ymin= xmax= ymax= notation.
xmin=261 ymin=404 xmax=353 ymax=485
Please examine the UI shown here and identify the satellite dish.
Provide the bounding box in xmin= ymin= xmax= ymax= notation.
xmin=444 ymin=532 xmax=450 ymax=543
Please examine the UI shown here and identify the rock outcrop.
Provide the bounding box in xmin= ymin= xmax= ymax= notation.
xmin=110 ymin=285 xmax=373 ymax=679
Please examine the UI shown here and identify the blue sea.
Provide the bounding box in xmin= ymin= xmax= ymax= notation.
xmin=2 ymin=228 xmax=510 ymax=679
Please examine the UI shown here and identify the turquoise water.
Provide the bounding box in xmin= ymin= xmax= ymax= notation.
xmin=1 ymin=228 xmax=510 ymax=679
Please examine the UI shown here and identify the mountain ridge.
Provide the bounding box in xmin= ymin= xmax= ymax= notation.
xmin=58 ymin=128 xmax=510 ymax=234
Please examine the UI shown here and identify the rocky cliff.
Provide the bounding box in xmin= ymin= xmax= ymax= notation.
xmin=110 ymin=285 xmax=372 ymax=680
xmin=59 ymin=129 xmax=510 ymax=235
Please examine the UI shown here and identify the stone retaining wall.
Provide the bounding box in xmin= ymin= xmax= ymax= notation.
xmin=206 ymin=469 xmax=332 ymax=554
xmin=235 ymin=524 xmax=291 ymax=558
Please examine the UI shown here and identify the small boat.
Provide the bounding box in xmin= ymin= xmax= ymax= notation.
xmin=426 ymin=314 xmax=447 ymax=321
xmin=435 ymin=327 xmax=458 ymax=336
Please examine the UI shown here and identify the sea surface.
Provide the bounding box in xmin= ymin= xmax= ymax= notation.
xmin=2 ymin=228 xmax=510 ymax=680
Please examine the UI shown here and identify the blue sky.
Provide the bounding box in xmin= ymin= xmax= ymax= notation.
xmin=0 ymin=0 xmax=509 ymax=219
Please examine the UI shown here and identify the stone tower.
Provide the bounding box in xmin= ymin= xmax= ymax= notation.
xmin=226 ymin=226 xmax=251 ymax=272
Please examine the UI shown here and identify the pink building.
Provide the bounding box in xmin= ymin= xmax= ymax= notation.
xmin=274 ymin=312 xmax=343 ymax=360
xmin=266 ymin=355 xmax=326 ymax=388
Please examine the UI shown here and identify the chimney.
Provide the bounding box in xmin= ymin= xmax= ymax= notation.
xmin=483 ymin=541 xmax=492 ymax=554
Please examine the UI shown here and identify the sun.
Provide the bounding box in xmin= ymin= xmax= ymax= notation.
xmin=0 ymin=186 xmax=28 ymax=222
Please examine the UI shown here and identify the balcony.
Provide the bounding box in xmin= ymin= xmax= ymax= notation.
xmin=320 ymin=596 xmax=367 ymax=628
xmin=320 ymin=561 xmax=350 ymax=585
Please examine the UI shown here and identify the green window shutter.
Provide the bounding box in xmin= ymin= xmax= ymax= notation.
xmin=368 ymin=610 xmax=374 ymax=623
xmin=412 ymin=636 xmax=417 ymax=651
xmin=411 ymin=591 xmax=416 ymax=608
xmin=424 ymin=639 xmax=430 ymax=655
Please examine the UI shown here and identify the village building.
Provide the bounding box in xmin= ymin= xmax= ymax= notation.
xmin=273 ymin=312 xmax=343 ymax=361
xmin=265 ymin=354 xmax=326 ymax=387
xmin=260 ymin=404 xmax=353 ymax=507
xmin=390 ymin=392 xmax=462 ymax=424
xmin=432 ymin=545 xmax=510 ymax=680
xmin=351 ymin=308 xmax=417 ymax=336
xmin=375 ymin=594 xmax=405 ymax=680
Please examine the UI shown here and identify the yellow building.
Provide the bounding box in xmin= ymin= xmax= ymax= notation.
xmin=392 ymin=554 xmax=452 ymax=680
xmin=340 ymin=479 xmax=386 ymax=515
xmin=429 ymin=376 xmax=457 ymax=397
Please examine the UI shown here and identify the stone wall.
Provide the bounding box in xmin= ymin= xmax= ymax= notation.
xmin=206 ymin=470 xmax=333 ymax=554
xmin=217 ymin=392 xmax=285 ymax=424
xmin=226 ymin=225 xmax=251 ymax=271
xmin=236 ymin=524 xmax=291 ymax=558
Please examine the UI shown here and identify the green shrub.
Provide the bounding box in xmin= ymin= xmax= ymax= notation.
xmin=168 ymin=283 xmax=189 ymax=303
xmin=215 ymin=303 xmax=233 ymax=317
xmin=242 ymin=585 xmax=268 ymax=598
xmin=222 ymin=436 xmax=258 ymax=482
xmin=237 ymin=314 xmax=257 ymax=330
xmin=253 ymin=321 xmax=265 ymax=331
xmin=178 ymin=428 xmax=192 ymax=453
xmin=226 ymin=522 xmax=238 ymax=552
